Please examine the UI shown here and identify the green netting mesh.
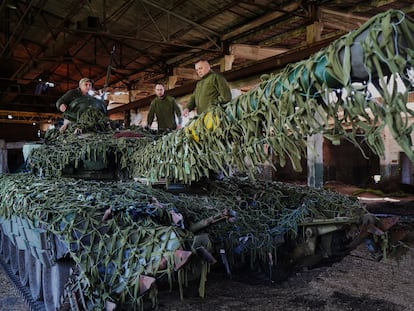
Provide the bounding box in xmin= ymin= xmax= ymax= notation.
xmin=0 ymin=173 xmax=365 ymax=309
xmin=131 ymin=10 xmax=414 ymax=183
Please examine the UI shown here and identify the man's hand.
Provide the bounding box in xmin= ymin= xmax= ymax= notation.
xmin=59 ymin=119 xmax=71 ymax=133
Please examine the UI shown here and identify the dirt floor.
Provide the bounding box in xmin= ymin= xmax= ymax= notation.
xmin=156 ymin=245 xmax=414 ymax=311
xmin=0 ymin=265 xmax=29 ymax=311
xmin=1 ymin=243 xmax=412 ymax=311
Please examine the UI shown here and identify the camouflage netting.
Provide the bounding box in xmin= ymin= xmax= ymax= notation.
xmin=28 ymin=125 xmax=160 ymax=178
xmin=0 ymin=173 xmax=194 ymax=310
xmin=0 ymin=173 xmax=366 ymax=309
xmin=179 ymin=178 xmax=366 ymax=267
xmin=132 ymin=10 xmax=414 ymax=183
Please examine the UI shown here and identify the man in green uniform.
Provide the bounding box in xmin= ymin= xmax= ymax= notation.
xmin=56 ymin=77 xmax=107 ymax=132
xmin=183 ymin=59 xmax=231 ymax=116
xmin=183 ymin=59 xmax=232 ymax=180
xmin=146 ymin=83 xmax=182 ymax=133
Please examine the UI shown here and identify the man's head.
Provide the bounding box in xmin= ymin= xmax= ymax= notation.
xmin=79 ymin=78 xmax=93 ymax=95
xmin=154 ymin=83 xmax=165 ymax=98
xmin=195 ymin=59 xmax=211 ymax=78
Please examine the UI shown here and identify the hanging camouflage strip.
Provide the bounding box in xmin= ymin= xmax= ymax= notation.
xmin=131 ymin=10 xmax=414 ymax=183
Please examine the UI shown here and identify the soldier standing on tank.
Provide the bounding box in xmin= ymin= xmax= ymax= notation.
xmin=182 ymin=59 xmax=232 ymax=117
xmin=56 ymin=77 xmax=106 ymax=132
xmin=182 ymin=59 xmax=232 ymax=179
xmin=146 ymin=83 xmax=182 ymax=134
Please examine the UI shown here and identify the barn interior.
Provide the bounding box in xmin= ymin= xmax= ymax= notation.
xmin=1 ymin=2 xmax=414 ymax=310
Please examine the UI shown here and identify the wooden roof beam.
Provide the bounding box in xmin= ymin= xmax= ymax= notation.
xmin=319 ymin=7 xmax=369 ymax=32
xmin=0 ymin=110 xmax=60 ymax=124
xmin=230 ymin=44 xmax=288 ymax=61
xmin=172 ymin=67 xmax=198 ymax=80
xmin=221 ymin=2 xmax=300 ymax=41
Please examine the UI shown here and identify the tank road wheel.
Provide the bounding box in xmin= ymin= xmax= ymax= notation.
xmin=18 ymin=250 xmax=30 ymax=286
xmin=42 ymin=261 xmax=72 ymax=311
xmin=2 ymin=235 xmax=11 ymax=263
xmin=28 ymin=253 xmax=43 ymax=300
xmin=9 ymin=242 xmax=20 ymax=275
xmin=0 ymin=230 xmax=3 ymax=253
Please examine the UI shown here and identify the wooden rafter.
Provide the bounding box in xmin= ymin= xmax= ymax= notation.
xmin=319 ymin=7 xmax=369 ymax=32
xmin=0 ymin=110 xmax=60 ymax=125
xmin=230 ymin=44 xmax=288 ymax=61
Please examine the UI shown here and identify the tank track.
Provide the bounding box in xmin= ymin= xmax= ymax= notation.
xmin=0 ymin=255 xmax=45 ymax=311
xmin=0 ymin=221 xmax=76 ymax=311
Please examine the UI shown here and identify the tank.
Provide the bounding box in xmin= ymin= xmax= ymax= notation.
xmin=1 ymin=9 xmax=413 ymax=311
xmin=2 ymin=171 xmax=394 ymax=311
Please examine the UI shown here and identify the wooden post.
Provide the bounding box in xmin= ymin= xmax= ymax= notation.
xmin=0 ymin=139 xmax=8 ymax=173
xmin=306 ymin=21 xmax=323 ymax=45
xmin=124 ymin=110 xmax=131 ymax=128
xmin=306 ymin=20 xmax=324 ymax=188
xmin=220 ymin=55 xmax=234 ymax=72
xmin=307 ymin=133 xmax=323 ymax=188
xmin=167 ymin=75 xmax=178 ymax=89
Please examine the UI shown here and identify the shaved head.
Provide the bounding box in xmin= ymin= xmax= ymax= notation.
xmin=195 ymin=59 xmax=211 ymax=78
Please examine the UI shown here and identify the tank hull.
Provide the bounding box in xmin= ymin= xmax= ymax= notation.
xmin=1 ymin=174 xmax=403 ymax=310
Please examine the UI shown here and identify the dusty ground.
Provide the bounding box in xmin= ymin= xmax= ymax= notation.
xmin=0 ymin=265 xmax=29 ymax=311
xmin=156 ymin=245 xmax=414 ymax=311
xmin=1 ymin=244 xmax=412 ymax=311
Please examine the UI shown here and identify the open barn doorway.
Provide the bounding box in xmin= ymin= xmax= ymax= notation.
xmin=323 ymin=138 xmax=380 ymax=187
